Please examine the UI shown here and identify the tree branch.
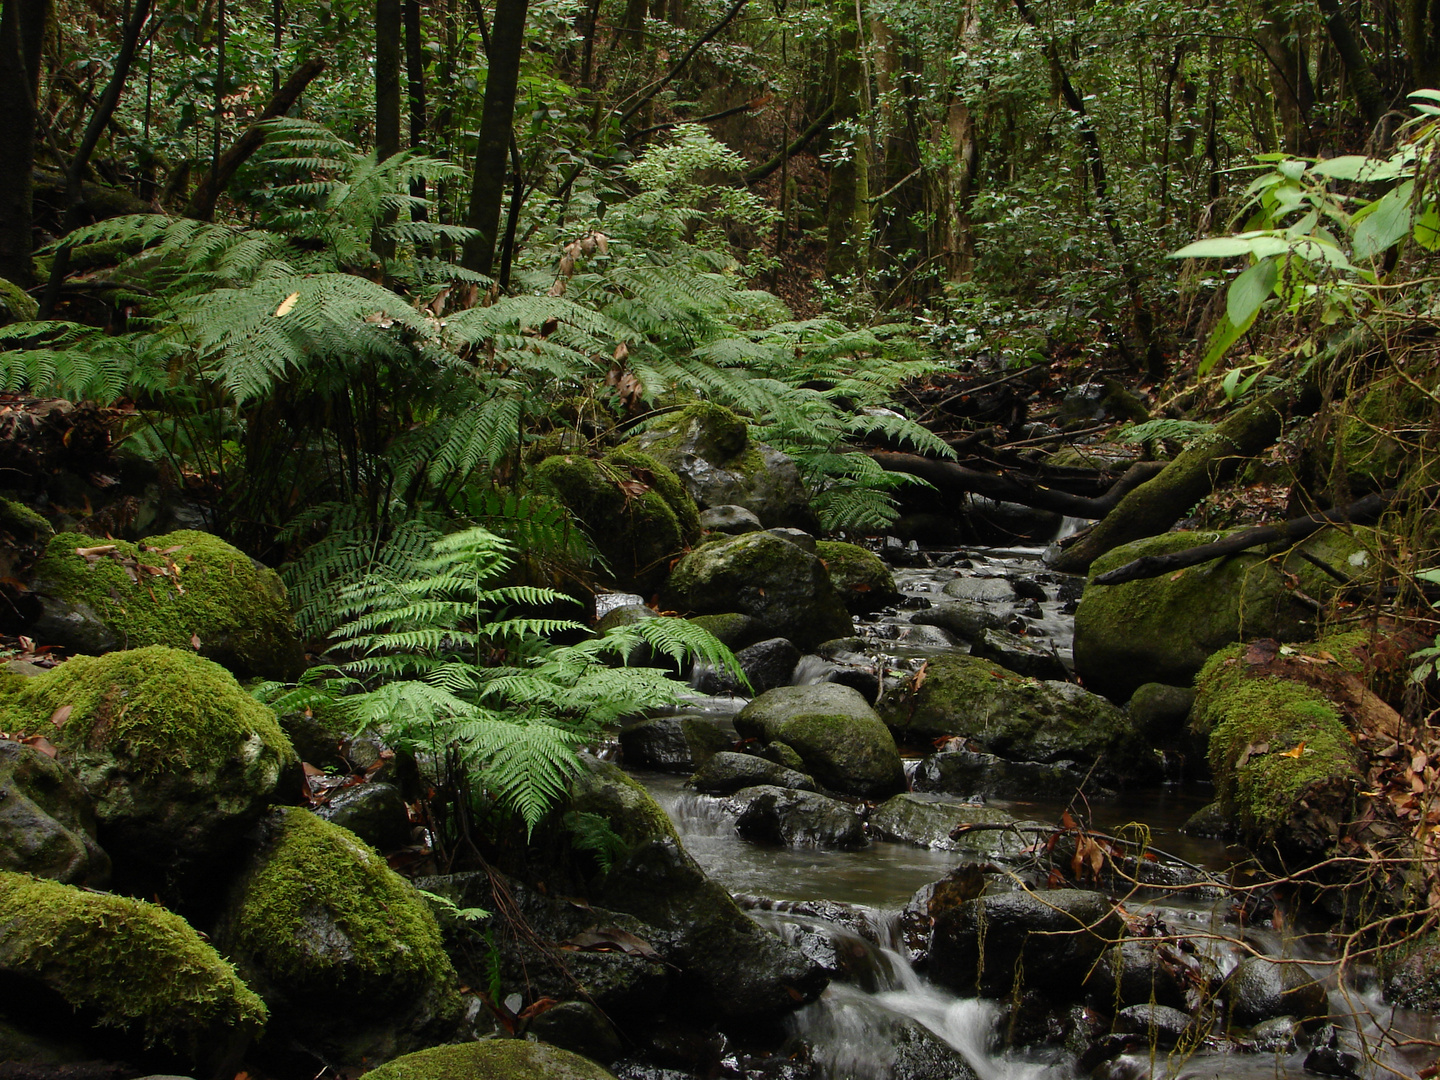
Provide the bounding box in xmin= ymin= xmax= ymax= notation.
xmin=614 ymin=0 xmax=750 ymax=131
xmin=744 ymin=103 xmax=835 ymax=184
xmin=184 ymin=57 xmax=326 ymax=221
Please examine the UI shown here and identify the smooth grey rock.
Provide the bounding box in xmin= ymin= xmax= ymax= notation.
xmin=869 ymin=793 xmax=1027 ymax=857
xmin=941 ymin=576 xmax=1016 ymax=604
xmin=526 ymin=1000 xmax=624 ymax=1065
xmin=1114 ymin=1004 xmax=1203 ymax=1049
xmin=315 ymin=781 xmax=412 ymax=852
xmin=693 ymin=637 xmax=801 ymax=696
xmin=969 ymin=628 xmax=1068 ymax=680
xmin=0 ymin=741 xmax=110 ymax=887
xmin=912 ymin=748 xmax=1115 ymax=801
xmin=698 ymin=505 xmax=763 ymax=534
xmin=620 ymin=716 xmax=733 ymax=773
xmin=1223 ymin=956 xmax=1330 ymax=1025
xmin=909 ymin=601 xmax=1003 ymax=642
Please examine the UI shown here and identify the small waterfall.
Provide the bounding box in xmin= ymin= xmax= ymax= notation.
xmin=791 ymin=655 xmax=839 ymax=685
xmin=1052 ymin=515 xmax=1094 ymax=541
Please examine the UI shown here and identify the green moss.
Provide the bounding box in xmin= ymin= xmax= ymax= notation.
xmin=0 ymin=645 xmax=294 ymax=778
xmin=636 ymin=402 xmax=749 ymax=462
xmin=1192 ymin=643 xmax=1363 ymax=836
xmin=608 ymin=448 xmax=701 ymax=543
xmin=1334 ymin=378 xmax=1440 ymax=492
xmin=0 ymin=871 xmax=266 ymax=1055
xmin=0 ymin=279 xmax=38 ymax=325
xmin=227 ymin=808 xmax=458 ymax=1002
xmin=570 ymin=757 xmax=681 ymax=849
xmin=0 ymin=497 xmax=50 ymax=539
xmin=816 ymin=540 xmax=897 ymax=609
xmin=686 ymin=612 xmax=761 ymax=648
xmin=34 ymin=530 xmax=303 ymax=679
xmin=364 ymin=1039 xmax=619 ymax=1080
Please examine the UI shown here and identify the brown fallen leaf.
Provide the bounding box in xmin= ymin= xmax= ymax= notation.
xmin=21 ymin=735 xmax=57 ymax=758
xmin=49 ymin=704 xmax=71 ymax=728
xmin=1279 ymin=742 xmax=1307 ymax=759
xmin=560 ymin=926 xmax=665 ymax=962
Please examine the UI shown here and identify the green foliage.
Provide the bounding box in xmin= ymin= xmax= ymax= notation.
xmin=278 ymin=525 xmax=739 ymax=831
xmin=563 ymin=810 xmax=630 ymax=871
xmin=1116 ymin=418 xmax=1215 ymax=445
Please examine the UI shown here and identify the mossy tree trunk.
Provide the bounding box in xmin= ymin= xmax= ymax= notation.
xmin=0 ymin=0 xmax=47 ymax=286
xmin=1050 ymin=391 xmax=1294 ymax=574
xmin=824 ymin=0 xmax=868 ymax=281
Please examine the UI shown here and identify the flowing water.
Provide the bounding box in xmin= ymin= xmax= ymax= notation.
xmin=621 ymin=541 xmax=1440 ymax=1079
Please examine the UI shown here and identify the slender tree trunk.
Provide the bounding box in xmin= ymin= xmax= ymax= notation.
xmin=375 ymin=0 xmax=402 ymax=262
xmin=461 ymin=0 xmax=528 ymax=277
xmin=0 ymin=0 xmax=47 ymax=285
xmin=37 ymin=0 xmax=153 ymax=317
xmin=1258 ymin=0 xmax=1316 ymax=153
xmin=824 ymin=0 xmax=868 ymax=280
xmin=1404 ymin=0 xmax=1440 ymax=88
xmin=1315 ymin=0 xmax=1386 ymax=127
xmin=404 ymin=0 xmax=428 ymax=219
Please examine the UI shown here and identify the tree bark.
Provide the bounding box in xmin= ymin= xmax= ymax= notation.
xmin=824 ymin=0 xmax=868 ymax=280
xmin=1314 ymin=0 xmax=1386 ymax=128
xmin=461 ymin=0 xmax=528 ymax=277
xmin=375 ymin=0 xmax=402 ymax=260
xmin=0 ymin=0 xmax=46 ymax=285
xmin=184 ymin=58 xmax=326 ymax=220
xmin=1047 ymin=391 xmax=1298 ymax=574
xmin=37 ymin=0 xmax=154 ymax=317
xmin=745 ymin=104 xmax=834 ymax=184
xmin=404 ymin=0 xmax=428 ymax=220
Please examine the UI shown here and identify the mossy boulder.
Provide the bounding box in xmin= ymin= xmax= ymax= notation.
xmin=1189 ymin=638 xmax=1367 ymax=855
xmin=0 ymin=871 xmax=266 ymax=1067
xmin=1073 ymin=526 xmax=1369 ymax=702
xmin=662 ymin=531 xmax=853 ymax=650
xmin=736 ymin=683 xmax=905 ymax=799
xmin=0 ymin=741 xmax=109 ymax=887
xmin=619 ymin=715 xmax=733 ymax=772
xmin=869 ymin=794 xmax=1029 ymax=858
xmin=0 ymin=646 xmax=298 ymax=902
xmin=0 ymin=278 xmax=38 ymax=325
xmin=877 ymin=653 xmax=1146 ymax=785
xmin=363 ymin=1039 xmax=619 ymax=1080
xmin=815 ymin=540 xmax=902 ymax=613
xmin=534 ymin=450 xmax=700 ymax=594
xmin=214 ymin=807 xmax=461 ymax=1065
xmin=627 ymin=402 xmax=818 ymax=532
xmin=563 ymin=756 xmax=828 ymax=1020
xmin=1330 ymin=376 xmax=1440 ymax=495
xmin=1382 ymin=934 xmax=1440 ymax=1010
xmin=29 ymin=530 xmax=306 ymax=680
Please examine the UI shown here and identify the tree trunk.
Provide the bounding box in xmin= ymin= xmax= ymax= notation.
xmin=404 ymin=0 xmax=428 ymax=219
xmin=1258 ymin=0 xmax=1315 ymax=154
xmin=0 ymin=0 xmax=47 ymax=285
xmin=1314 ymin=0 xmax=1386 ymax=128
xmin=824 ymin=0 xmax=868 ymax=280
xmin=1405 ymin=0 xmax=1440 ymax=89
xmin=1048 ymin=391 xmax=1297 ymax=574
xmin=375 ymin=0 xmax=402 ymax=262
xmin=461 ymin=0 xmax=529 ymax=277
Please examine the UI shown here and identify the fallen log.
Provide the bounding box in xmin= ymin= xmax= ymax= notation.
xmin=869 ymin=451 xmax=1165 ymax=518
xmin=1047 ymin=390 xmax=1302 ymax=574
xmin=1092 ymin=483 xmax=1440 ymax=586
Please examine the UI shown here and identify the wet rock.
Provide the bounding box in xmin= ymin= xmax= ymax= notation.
xmin=699 ymin=504 xmax=763 ymax=535
xmin=815 ymin=541 xmax=902 ymax=613
xmin=621 ymin=716 xmax=734 ymax=773
xmin=892 ymin=624 xmax=955 ymax=648
xmin=315 ymin=781 xmax=412 ymax=853
xmin=1244 ymin=1016 xmax=1300 ymax=1052
xmin=1127 ymin=682 xmax=1195 ymax=742
xmin=941 ymin=576 xmax=1016 ymax=604
xmin=796 ymin=994 xmax=981 ymax=1080
xmin=968 ymin=628 xmax=1068 ymax=680
xmin=1011 ymin=577 xmax=1047 ymax=602
xmin=0 ymin=740 xmax=109 ymax=887
xmin=662 ymin=531 xmax=853 ymax=651
xmin=769 ymin=527 xmax=818 ymax=552
xmin=908 ymin=601 xmax=1003 ymax=642
xmin=928 ymin=887 xmax=1125 ymax=999
xmin=0 ymin=871 xmax=266 ymax=1071
xmin=1087 ymin=938 xmax=1213 ymax=1011
xmin=1114 ymin=1004 xmax=1202 ymax=1049
xmin=571 ymin=757 xmax=829 ymax=1021
xmin=694 ymin=637 xmax=802 ymax=696
xmin=690 ymin=751 xmax=816 ymax=795
xmin=214 ymin=808 xmax=461 ymax=1066
xmin=1073 ymin=526 xmax=1370 ymax=702
xmin=362 ymin=1040 xmax=620 ymax=1080
xmin=686 ymin=612 xmax=766 ymax=650
xmin=1181 ymin=801 xmax=1232 ymax=839
xmin=29 ymin=529 xmax=306 ymax=680
xmin=596 ymin=592 xmax=648 ymax=620
xmin=726 ymin=785 xmax=867 ymax=849
xmin=1383 ymin=935 xmax=1440 ymax=1010
xmin=1303 ymin=1027 xmax=1362 ymax=1078
xmin=1222 ymin=955 xmax=1329 ymax=1025
xmin=0 ymin=646 xmax=298 ymax=906
xmin=736 ymin=684 xmax=905 ymax=799
xmin=527 ymin=1000 xmax=624 ymax=1065
xmin=868 ymin=793 xmax=1026 ymax=857
xmin=758 ymin=741 xmax=808 ymax=772
xmin=911 ymin=747 xmax=1113 ymax=801
xmin=627 ymin=403 xmax=818 ymax=533
xmin=878 ymin=653 xmax=1145 ymax=787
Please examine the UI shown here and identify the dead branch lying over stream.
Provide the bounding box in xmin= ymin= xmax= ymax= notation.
xmin=868 ymin=451 xmax=1166 ymax=518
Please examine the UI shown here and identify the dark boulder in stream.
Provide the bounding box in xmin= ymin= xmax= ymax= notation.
xmin=725 ymin=785 xmax=867 ymax=849
xmin=621 ymin=715 xmax=733 ymax=772
xmin=691 ymin=750 xmax=816 ymax=794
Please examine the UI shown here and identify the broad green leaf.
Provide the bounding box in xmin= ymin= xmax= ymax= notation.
xmin=1278 ymin=159 xmax=1307 ymax=180
xmin=1199 ymin=308 xmax=1258 ymax=375
xmin=1416 ymin=205 xmax=1440 ymax=250
xmin=1227 ymin=257 xmax=1278 ymax=326
xmin=1353 ymin=180 xmax=1415 ymax=259
xmin=1309 ymin=155 xmax=1374 ymax=180
xmin=1409 ymin=89 xmax=1440 ymax=103
xmin=1171 ymin=237 xmax=1262 ymax=259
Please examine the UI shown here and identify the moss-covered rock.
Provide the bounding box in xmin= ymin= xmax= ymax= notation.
xmin=877 ymin=652 xmax=1146 ymax=785
xmin=686 ymin=611 xmax=765 ymax=649
xmin=0 ymin=741 xmax=109 ymax=886
xmin=0 ymin=646 xmax=297 ymax=902
xmin=736 ymin=683 xmax=905 ymax=799
xmin=662 ymin=531 xmax=853 ymax=650
xmin=0 ymin=278 xmax=38 ymax=325
xmin=569 ymin=756 xmax=682 ymax=849
xmin=363 ymin=1039 xmax=619 ymax=1080
xmin=30 ymin=530 xmax=306 ymax=680
xmin=1073 ymin=526 xmax=1369 ymax=702
xmin=1189 ymin=639 xmax=1366 ymax=855
xmin=815 ymin=540 xmax=902 ymax=613
xmin=1330 ymin=376 xmax=1440 ymax=495
xmin=1382 ymin=933 xmax=1440 ymax=1011
xmin=215 ymin=807 xmax=461 ymax=1065
xmin=627 ymin=403 xmax=818 ymax=532
xmin=534 ymin=450 xmax=700 ymax=594
xmin=0 ymin=871 xmax=266 ymax=1066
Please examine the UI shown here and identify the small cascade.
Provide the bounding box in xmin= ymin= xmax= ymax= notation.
xmin=1052 ymin=515 xmax=1094 ymax=542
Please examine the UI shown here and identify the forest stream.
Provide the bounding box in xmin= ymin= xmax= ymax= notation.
xmin=618 ymin=541 xmax=1440 ymax=1080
